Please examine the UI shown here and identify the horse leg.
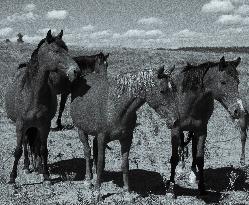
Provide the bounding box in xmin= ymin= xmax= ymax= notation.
xmin=167 ymin=128 xmax=180 ymax=198
xmin=56 ymin=92 xmax=69 ymax=130
xmin=189 ymin=132 xmax=197 ymax=184
xmin=78 ymin=129 xmax=92 ymax=187
xmin=239 ymin=115 xmax=247 ymax=165
xmin=196 ymin=128 xmax=207 ymax=196
xmin=23 ymin=140 xmax=30 ymax=173
xmin=119 ymin=135 xmax=132 ymax=192
xmin=95 ymin=133 xmax=107 ymax=201
xmin=9 ymin=123 xmax=23 ymax=184
xmin=39 ymin=127 xmax=50 ymax=182
xmin=93 ymin=136 xmax=98 ymax=174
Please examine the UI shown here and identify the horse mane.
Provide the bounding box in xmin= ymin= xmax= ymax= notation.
xmin=181 ymin=61 xmax=219 ymax=92
xmin=112 ymin=70 xmax=156 ymax=96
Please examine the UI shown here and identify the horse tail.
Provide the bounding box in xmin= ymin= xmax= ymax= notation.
xmin=26 ymin=127 xmax=40 ymax=170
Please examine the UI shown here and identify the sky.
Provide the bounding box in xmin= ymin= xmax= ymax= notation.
xmin=0 ymin=0 xmax=249 ymax=48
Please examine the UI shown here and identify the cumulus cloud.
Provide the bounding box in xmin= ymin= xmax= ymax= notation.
xmin=47 ymin=10 xmax=68 ymax=20
xmin=81 ymin=24 xmax=95 ymax=32
xmin=113 ymin=29 xmax=163 ymax=38
xmin=137 ymin=17 xmax=163 ymax=25
xmin=0 ymin=12 xmax=38 ymax=25
xmin=216 ymin=14 xmax=244 ymax=24
xmin=235 ymin=4 xmax=249 ymax=15
xmin=23 ymin=35 xmax=43 ymax=43
xmin=202 ymin=0 xmax=234 ymax=13
xmin=0 ymin=27 xmax=13 ymax=36
xmin=89 ymin=30 xmax=112 ymax=39
xmin=24 ymin=3 xmax=36 ymax=12
xmin=173 ymin=29 xmax=205 ymax=38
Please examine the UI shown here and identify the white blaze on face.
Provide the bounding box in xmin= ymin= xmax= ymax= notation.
xmin=168 ymin=81 xmax=172 ymax=90
xmin=237 ymin=98 xmax=245 ymax=111
xmin=67 ymin=66 xmax=78 ymax=82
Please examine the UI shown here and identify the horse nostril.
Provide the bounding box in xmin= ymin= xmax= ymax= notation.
xmin=234 ymin=109 xmax=239 ymax=117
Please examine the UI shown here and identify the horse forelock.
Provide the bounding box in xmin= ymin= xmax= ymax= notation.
xmin=113 ymin=70 xmax=156 ymax=96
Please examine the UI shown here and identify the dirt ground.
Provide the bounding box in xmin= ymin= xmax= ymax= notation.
xmin=0 ymin=42 xmax=249 ymax=204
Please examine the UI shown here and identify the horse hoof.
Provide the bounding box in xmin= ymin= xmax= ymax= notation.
xmin=83 ymin=180 xmax=93 ymax=189
xmin=240 ymin=159 xmax=245 ymax=166
xmin=23 ymin=169 xmax=31 ymax=174
xmin=43 ymin=179 xmax=52 ymax=186
xmin=166 ymin=181 xmax=176 ymax=198
xmin=93 ymin=190 xmax=102 ymax=203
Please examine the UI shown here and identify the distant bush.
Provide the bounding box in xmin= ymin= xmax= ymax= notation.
xmin=17 ymin=33 xmax=24 ymax=43
xmin=170 ymin=46 xmax=249 ymax=54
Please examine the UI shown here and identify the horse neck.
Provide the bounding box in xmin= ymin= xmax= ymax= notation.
xmin=26 ymin=63 xmax=51 ymax=105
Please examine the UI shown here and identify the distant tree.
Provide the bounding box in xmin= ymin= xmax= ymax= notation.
xmin=17 ymin=33 xmax=24 ymax=43
xmin=5 ymin=39 xmax=11 ymax=43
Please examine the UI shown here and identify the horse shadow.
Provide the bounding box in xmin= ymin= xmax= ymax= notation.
xmin=49 ymin=158 xmax=165 ymax=196
xmin=49 ymin=159 xmax=249 ymax=204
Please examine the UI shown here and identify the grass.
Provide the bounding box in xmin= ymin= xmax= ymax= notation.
xmin=0 ymin=42 xmax=249 ymax=204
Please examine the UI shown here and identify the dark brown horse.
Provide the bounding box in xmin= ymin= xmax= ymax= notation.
xmin=156 ymin=56 xmax=242 ymax=198
xmin=5 ymin=30 xmax=80 ymax=184
xmin=51 ymin=52 xmax=109 ymax=130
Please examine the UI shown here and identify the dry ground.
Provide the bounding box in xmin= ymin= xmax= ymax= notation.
xmin=0 ymin=42 xmax=249 ymax=204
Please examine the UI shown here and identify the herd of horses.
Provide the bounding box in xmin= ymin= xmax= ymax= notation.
xmin=3 ymin=30 xmax=249 ymax=201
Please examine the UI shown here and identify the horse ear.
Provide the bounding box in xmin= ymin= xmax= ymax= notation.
xmin=46 ymin=29 xmax=53 ymax=43
xmin=234 ymin=57 xmax=241 ymax=67
xmin=106 ymin=53 xmax=109 ymax=58
xmin=219 ymin=56 xmax=226 ymax=71
xmin=220 ymin=56 xmax=226 ymax=65
xmin=157 ymin=65 xmax=167 ymax=79
xmin=57 ymin=30 xmax=63 ymax=39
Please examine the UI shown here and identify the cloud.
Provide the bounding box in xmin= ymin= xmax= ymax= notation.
xmin=137 ymin=17 xmax=163 ymax=25
xmin=202 ymin=0 xmax=234 ymax=13
xmin=216 ymin=14 xmax=247 ymax=25
xmin=24 ymin=3 xmax=36 ymax=12
xmin=235 ymin=4 xmax=249 ymax=15
xmin=0 ymin=27 xmax=13 ymax=36
xmin=173 ymin=29 xmax=205 ymax=38
xmin=47 ymin=10 xmax=68 ymax=20
xmin=81 ymin=24 xmax=95 ymax=32
xmin=90 ymin=30 xmax=112 ymax=39
xmin=23 ymin=35 xmax=43 ymax=43
xmin=37 ymin=28 xmax=58 ymax=35
xmin=0 ymin=12 xmax=38 ymax=25
xmin=113 ymin=29 xmax=163 ymax=38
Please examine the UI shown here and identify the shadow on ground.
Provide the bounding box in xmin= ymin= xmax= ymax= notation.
xmin=49 ymin=158 xmax=249 ymax=204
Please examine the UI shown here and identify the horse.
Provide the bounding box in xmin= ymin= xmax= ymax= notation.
xmin=18 ymin=52 xmax=109 ymax=130
xmin=155 ymin=56 xmax=242 ymax=198
xmin=69 ymin=56 xmax=241 ymax=200
xmin=4 ymin=30 xmax=80 ymax=184
xmin=51 ymin=52 xmax=109 ymax=130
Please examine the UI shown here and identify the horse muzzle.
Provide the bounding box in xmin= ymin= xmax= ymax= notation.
xmin=228 ymin=98 xmax=245 ymax=119
xmin=66 ymin=65 xmax=81 ymax=82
